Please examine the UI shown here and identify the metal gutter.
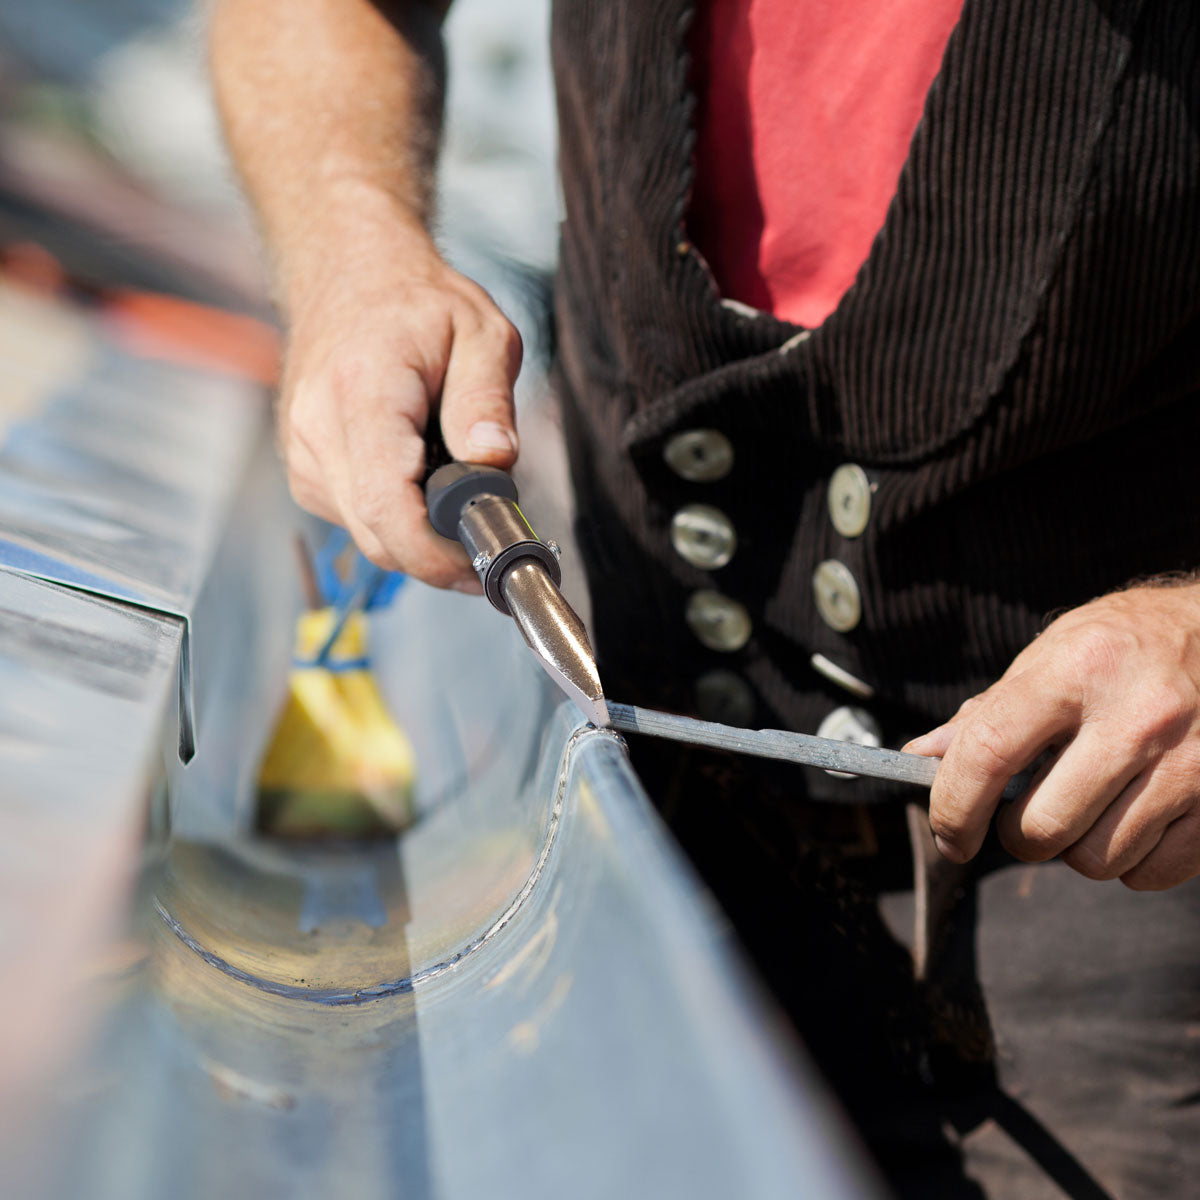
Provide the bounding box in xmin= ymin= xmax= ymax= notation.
xmin=0 ymin=277 xmax=295 ymax=1189
xmin=0 ymin=283 xmax=273 ymax=761
xmin=2 ymin=575 xmax=879 ymax=1199
xmin=0 ymin=275 xmax=879 ymax=1198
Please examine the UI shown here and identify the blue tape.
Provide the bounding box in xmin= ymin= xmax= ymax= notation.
xmin=312 ymin=528 xmax=406 ymax=610
xmin=291 ymin=656 xmax=372 ymax=673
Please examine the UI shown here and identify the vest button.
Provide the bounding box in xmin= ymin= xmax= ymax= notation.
xmin=813 ymin=560 xmax=862 ymax=632
xmin=827 ymin=464 xmax=873 ymax=538
xmin=663 ymin=429 xmax=735 ymax=482
xmin=809 ymin=652 xmax=875 ymax=700
xmin=670 ymin=503 xmax=737 ymax=570
xmin=817 ymin=705 xmax=883 ymax=779
xmin=695 ymin=669 xmax=756 ymax=726
xmin=685 ymin=589 xmax=752 ymax=652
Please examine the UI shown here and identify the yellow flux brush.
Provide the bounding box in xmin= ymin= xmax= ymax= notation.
xmin=256 ymin=538 xmax=417 ymax=838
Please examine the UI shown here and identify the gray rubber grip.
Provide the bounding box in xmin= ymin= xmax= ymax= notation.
xmin=425 ymin=463 xmax=519 ymax=539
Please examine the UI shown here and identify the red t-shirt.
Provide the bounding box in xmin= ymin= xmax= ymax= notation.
xmin=688 ymin=0 xmax=964 ymax=328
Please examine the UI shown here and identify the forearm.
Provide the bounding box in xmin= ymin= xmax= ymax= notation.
xmin=210 ymin=0 xmax=521 ymax=588
xmin=208 ymin=0 xmax=450 ymax=315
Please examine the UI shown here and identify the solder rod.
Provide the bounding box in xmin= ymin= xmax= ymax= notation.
xmin=607 ymin=702 xmax=1032 ymax=801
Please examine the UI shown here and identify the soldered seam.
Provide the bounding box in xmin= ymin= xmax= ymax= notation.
xmin=154 ymin=722 xmax=620 ymax=1005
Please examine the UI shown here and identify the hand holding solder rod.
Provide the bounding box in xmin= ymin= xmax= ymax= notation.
xmin=906 ymin=581 xmax=1200 ymax=889
xmin=425 ymin=463 xmax=610 ymax=728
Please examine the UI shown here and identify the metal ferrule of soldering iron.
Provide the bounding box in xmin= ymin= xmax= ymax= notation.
xmin=425 ymin=462 xmax=610 ymax=728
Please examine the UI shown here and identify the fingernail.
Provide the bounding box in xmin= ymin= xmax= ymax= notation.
xmin=905 ymin=723 xmax=951 ymax=755
xmin=451 ymin=579 xmax=482 ymax=595
xmin=467 ymin=421 xmax=517 ymax=454
xmin=932 ymin=833 xmax=963 ymax=862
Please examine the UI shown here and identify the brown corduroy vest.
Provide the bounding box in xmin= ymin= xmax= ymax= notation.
xmin=550 ymin=0 xmax=1200 ymax=801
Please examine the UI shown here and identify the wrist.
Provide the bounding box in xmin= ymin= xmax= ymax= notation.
xmin=272 ymin=176 xmax=441 ymax=324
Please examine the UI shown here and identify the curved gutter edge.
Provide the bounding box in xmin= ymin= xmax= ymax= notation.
xmin=154 ymin=718 xmax=622 ymax=1005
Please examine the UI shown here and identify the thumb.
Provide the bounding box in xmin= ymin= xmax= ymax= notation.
xmin=438 ymin=312 xmax=522 ymax=467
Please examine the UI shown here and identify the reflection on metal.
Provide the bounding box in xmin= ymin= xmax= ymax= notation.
xmin=0 ymin=271 xmax=293 ymax=1192
xmin=0 ymin=566 xmax=181 ymax=1144
xmin=1 ymin=277 xmax=877 ymax=1197
xmin=0 ymin=280 xmax=272 ymax=759
xmin=5 ymin=560 xmax=878 ymax=1198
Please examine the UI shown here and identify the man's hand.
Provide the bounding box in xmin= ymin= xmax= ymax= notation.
xmin=280 ymin=231 xmax=522 ymax=589
xmin=210 ymin=0 xmax=517 ymax=588
xmin=905 ymin=582 xmax=1200 ymax=890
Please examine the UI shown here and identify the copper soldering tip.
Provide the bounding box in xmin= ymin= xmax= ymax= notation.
xmin=501 ymin=560 xmax=610 ymax=727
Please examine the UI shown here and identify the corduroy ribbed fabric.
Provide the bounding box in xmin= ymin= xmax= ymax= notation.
xmin=551 ymin=0 xmax=1200 ymax=804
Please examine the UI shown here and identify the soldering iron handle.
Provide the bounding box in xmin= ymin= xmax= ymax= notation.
xmin=425 ymin=462 xmax=518 ymax=539
xmin=425 ymin=461 xmax=562 ymax=613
